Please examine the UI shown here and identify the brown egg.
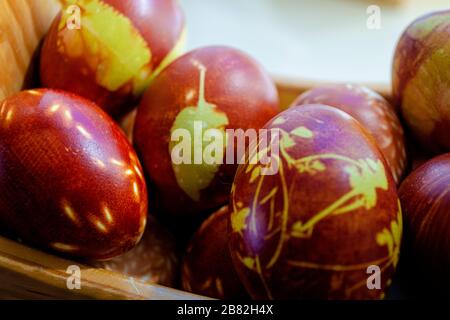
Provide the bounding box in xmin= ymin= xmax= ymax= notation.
xmin=182 ymin=206 xmax=248 ymax=299
xmin=229 ymin=105 xmax=401 ymax=299
xmin=399 ymin=154 xmax=450 ymax=296
xmin=40 ymin=0 xmax=185 ymax=118
xmin=0 ymin=89 xmax=147 ymax=260
xmin=292 ymin=84 xmax=407 ymax=184
xmin=92 ymin=216 xmax=179 ymax=287
xmin=134 ymin=46 xmax=280 ymax=219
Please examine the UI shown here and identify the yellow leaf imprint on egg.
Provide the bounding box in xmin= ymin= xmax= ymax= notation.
xmin=280 ymin=134 xmax=296 ymax=149
xmin=291 ymin=126 xmax=313 ymax=139
xmin=240 ymin=256 xmax=255 ymax=270
xmin=58 ymin=0 xmax=152 ymax=96
xmin=272 ymin=117 xmax=286 ymax=125
xmin=231 ymin=207 xmax=250 ymax=234
xmin=289 ymin=157 xmax=388 ymax=238
xmin=169 ymin=62 xmax=229 ymax=201
xmin=376 ymin=200 xmax=402 ymax=268
xmin=231 ymin=128 xmax=393 ymax=299
xmin=250 ymin=166 xmax=261 ymax=184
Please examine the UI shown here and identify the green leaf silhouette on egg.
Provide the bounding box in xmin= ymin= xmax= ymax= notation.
xmin=169 ymin=62 xmax=229 ymax=201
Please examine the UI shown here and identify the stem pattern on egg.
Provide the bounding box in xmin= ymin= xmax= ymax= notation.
xmin=57 ymin=0 xmax=152 ymax=95
xmin=231 ymin=126 xmax=402 ymax=298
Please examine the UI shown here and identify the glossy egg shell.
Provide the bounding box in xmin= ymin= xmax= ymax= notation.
xmin=134 ymin=46 xmax=280 ymax=218
xmin=398 ymin=154 xmax=450 ymax=295
xmin=0 ymin=89 xmax=147 ymax=260
xmin=182 ymin=206 xmax=248 ymax=299
xmin=40 ymin=0 xmax=185 ymax=118
xmin=229 ymin=105 xmax=401 ymax=299
xmin=392 ymin=10 xmax=450 ymax=153
xmin=92 ymin=216 xmax=179 ymax=287
xmin=292 ymin=84 xmax=407 ymax=184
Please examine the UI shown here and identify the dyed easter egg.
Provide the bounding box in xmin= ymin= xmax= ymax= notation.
xmin=393 ymin=10 xmax=450 ymax=153
xmin=134 ymin=46 xmax=280 ymax=218
xmin=0 ymin=89 xmax=147 ymax=259
xmin=399 ymin=154 xmax=450 ymax=295
xmin=229 ymin=105 xmax=401 ymax=299
xmin=293 ymin=84 xmax=407 ymax=184
xmin=182 ymin=206 xmax=248 ymax=299
xmin=40 ymin=0 xmax=185 ymax=118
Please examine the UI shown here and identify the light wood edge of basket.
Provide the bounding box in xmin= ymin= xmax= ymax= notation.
xmin=0 ymin=236 xmax=206 ymax=300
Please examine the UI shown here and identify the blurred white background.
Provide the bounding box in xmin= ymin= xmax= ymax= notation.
xmin=181 ymin=0 xmax=449 ymax=85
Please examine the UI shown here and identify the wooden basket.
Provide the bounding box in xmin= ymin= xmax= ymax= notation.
xmin=0 ymin=0 xmax=392 ymax=300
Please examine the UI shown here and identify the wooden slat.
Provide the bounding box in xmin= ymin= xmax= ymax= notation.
xmin=0 ymin=236 xmax=205 ymax=300
xmin=0 ymin=0 xmax=61 ymax=101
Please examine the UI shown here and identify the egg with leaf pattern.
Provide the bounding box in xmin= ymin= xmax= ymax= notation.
xmin=292 ymin=84 xmax=407 ymax=184
xmin=134 ymin=46 xmax=280 ymax=219
xmin=229 ymin=105 xmax=401 ymax=300
xmin=392 ymin=10 xmax=450 ymax=154
xmin=40 ymin=0 xmax=185 ymax=118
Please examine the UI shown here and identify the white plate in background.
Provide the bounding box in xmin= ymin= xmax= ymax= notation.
xmin=182 ymin=0 xmax=449 ymax=86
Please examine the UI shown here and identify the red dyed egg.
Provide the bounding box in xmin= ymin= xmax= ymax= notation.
xmin=182 ymin=206 xmax=248 ymax=299
xmin=134 ymin=46 xmax=280 ymax=218
xmin=399 ymin=154 xmax=450 ymax=295
xmin=229 ymin=105 xmax=401 ymax=299
xmin=292 ymin=84 xmax=407 ymax=184
xmin=393 ymin=10 xmax=450 ymax=153
xmin=92 ymin=216 xmax=179 ymax=287
xmin=40 ymin=0 xmax=185 ymax=118
xmin=0 ymin=89 xmax=147 ymax=259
